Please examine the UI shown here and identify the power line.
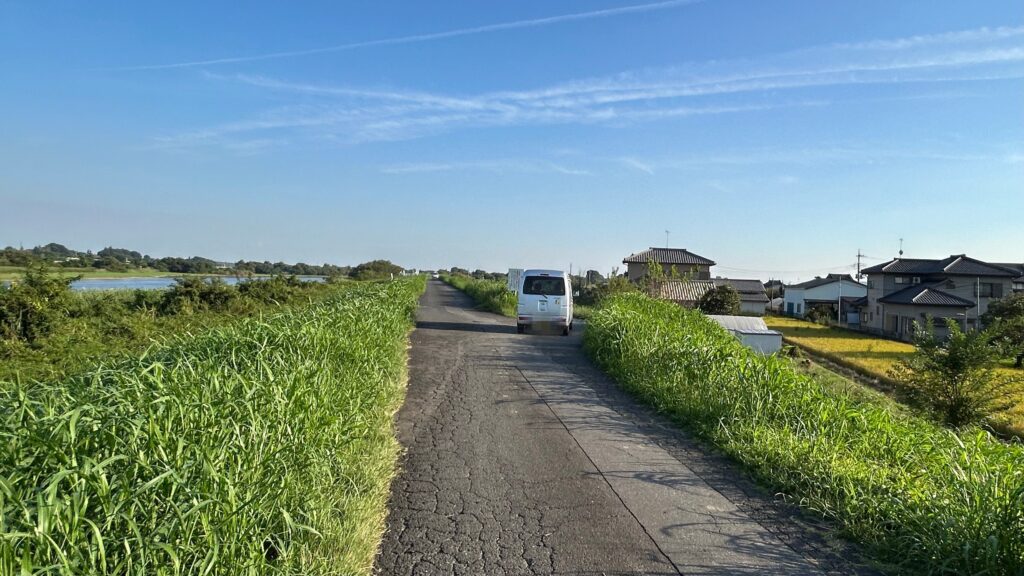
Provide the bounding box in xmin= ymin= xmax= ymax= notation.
xmin=714 ymin=263 xmax=857 ymax=275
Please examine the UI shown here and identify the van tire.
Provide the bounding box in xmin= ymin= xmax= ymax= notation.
xmin=562 ymin=326 xmax=570 ymax=336
xmin=517 ymin=324 xmax=525 ymax=334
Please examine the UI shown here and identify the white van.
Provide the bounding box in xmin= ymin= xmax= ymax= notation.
xmin=516 ymin=269 xmax=573 ymax=335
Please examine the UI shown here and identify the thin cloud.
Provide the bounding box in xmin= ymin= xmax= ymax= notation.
xmin=620 ymin=157 xmax=655 ymax=175
xmin=107 ymin=0 xmax=704 ymax=71
xmin=380 ymin=159 xmax=591 ymax=176
xmin=156 ymin=25 xmax=1024 ymax=149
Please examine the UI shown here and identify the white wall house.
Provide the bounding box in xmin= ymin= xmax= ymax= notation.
xmin=783 ymin=274 xmax=867 ymax=320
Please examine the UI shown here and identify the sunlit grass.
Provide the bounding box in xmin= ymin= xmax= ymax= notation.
xmin=586 ymin=294 xmax=1024 ymax=575
xmin=440 ymin=274 xmax=516 ymax=317
xmin=0 ymin=278 xmax=424 ymax=575
xmin=764 ymin=315 xmax=1024 ymax=435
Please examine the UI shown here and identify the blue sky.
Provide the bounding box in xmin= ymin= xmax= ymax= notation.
xmin=2 ymin=1 xmax=1022 ymax=281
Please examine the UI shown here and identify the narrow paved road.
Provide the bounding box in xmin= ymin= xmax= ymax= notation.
xmin=376 ymin=281 xmax=873 ymax=576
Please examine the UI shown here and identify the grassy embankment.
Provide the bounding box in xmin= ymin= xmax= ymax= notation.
xmin=586 ymin=293 xmax=1023 ymax=576
xmin=439 ymin=274 xmax=517 ymax=317
xmin=438 ymin=274 xmax=594 ymax=319
xmin=1 ymin=278 xmax=424 ymax=575
xmin=764 ymin=315 xmax=1024 ymax=436
xmin=2 ymin=276 xmax=340 ymax=384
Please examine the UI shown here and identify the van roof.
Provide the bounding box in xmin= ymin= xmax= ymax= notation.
xmin=522 ymin=269 xmax=568 ymax=277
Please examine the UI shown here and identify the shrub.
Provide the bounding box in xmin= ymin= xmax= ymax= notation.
xmin=0 ymin=264 xmax=77 ymax=343
xmin=585 ymin=292 xmax=1024 ymax=575
xmin=890 ymin=319 xmax=1020 ymax=427
xmin=159 ymin=277 xmax=238 ymax=315
xmin=351 ymin=259 xmax=402 ymax=281
xmin=238 ymin=275 xmax=301 ymax=304
xmin=696 ymin=284 xmax=740 ymax=315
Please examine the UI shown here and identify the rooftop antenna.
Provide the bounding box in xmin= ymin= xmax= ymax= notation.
xmin=665 ymin=230 xmax=670 ymax=248
xmin=898 ymin=238 xmax=904 ymax=258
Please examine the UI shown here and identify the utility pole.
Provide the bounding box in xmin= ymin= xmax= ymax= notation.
xmin=856 ymin=249 xmax=863 ymax=281
xmin=838 ymin=275 xmax=843 ymax=325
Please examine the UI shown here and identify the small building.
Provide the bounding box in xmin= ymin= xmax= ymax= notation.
xmin=622 ymin=247 xmax=715 ymax=282
xmin=708 ymin=315 xmax=783 ymax=354
xmin=656 ymin=278 xmax=769 ymax=316
xmin=783 ymin=274 xmax=867 ymax=322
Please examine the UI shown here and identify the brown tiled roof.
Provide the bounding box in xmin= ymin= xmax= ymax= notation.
xmin=623 ymin=247 xmax=715 ymax=266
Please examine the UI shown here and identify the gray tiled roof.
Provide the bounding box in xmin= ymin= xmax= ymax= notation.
xmin=657 ymin=280 xmax=767 ymax=303
xmin=713 ymin=278 xmax=769 ymax=302
xmin=656 ymin=280 xmax=715 ymax=302
xmin=877 ymin=285 xmax=975 ymax=307
xmin=623 ymin=247 xmax=716 ymax=266
xmin=994 ymin=263 xmax=1024 ymax=282
xmin=788 ymin=273 xmax=862 ymax=290
xmin=862 ymin=255 xmax=1018 ymax=277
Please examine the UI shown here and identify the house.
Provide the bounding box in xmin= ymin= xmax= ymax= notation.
xmin=859 ymin=254 xmax=1019 ymax=341
xmin=783 ymin=274 xmax=867 ymax=323
xmin=764 ymin=279 xmax=785 ymax=299
xmin=708 ymin=315 xmax=782 ymax=354
xmin=622 ymin=247 xmax=714 ymax=282
xmin=656 ymin=278 xmax=769 ymax=315
xmin=994 ymin=263 xmax=1024 ymax=293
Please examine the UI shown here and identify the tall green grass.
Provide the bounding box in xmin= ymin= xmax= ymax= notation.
xmin=585 ymin=293 xmax=1024 ymax=575
xmin=1 ymin=278 xmax=424 ymax=575
xmin=440 ymin=274 xmax=516 ymax=317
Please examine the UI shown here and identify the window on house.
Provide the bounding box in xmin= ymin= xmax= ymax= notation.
xmin=976 ymin=283 xmax=1003 ymax=298
xmin=895 ymin=276 xmax=907 ymax=284
xmin=797 ymin=303 xmax=803 ymax=314
xmin=912 ymin=277 xmax=921 ymax=284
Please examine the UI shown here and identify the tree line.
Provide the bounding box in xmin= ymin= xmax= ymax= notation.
xmin=0 ymin=243 xmax=407 ymax=278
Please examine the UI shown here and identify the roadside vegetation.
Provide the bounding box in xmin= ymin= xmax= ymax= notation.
xmin=764 ymin=315 xmax=1024 ymax=436
xmin=1 ymin=277 xmax=424 ymax=575
xmin=585 ymin=292 xmax=1024 ymax=575
xmin=0 ymin=266 xmax=344 ymax=383
xmin=440 ymin=273 xmax=516 ymax=316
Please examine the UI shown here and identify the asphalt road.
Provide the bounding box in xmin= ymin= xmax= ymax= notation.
xmin=375 ymin=281 xmax=876 ymax=576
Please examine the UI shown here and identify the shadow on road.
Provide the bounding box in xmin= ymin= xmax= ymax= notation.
xmin=415 ymin=320 xmax=517 ymax=334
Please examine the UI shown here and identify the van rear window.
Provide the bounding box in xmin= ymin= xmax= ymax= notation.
xmin=522 ymin=276 xmax=566 ymax=295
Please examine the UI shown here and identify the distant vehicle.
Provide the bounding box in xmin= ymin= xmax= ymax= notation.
xmin=431 ymin=273 xmax=439 ymax=279
xmin=516 ymin=269 xmax=573 ymax=336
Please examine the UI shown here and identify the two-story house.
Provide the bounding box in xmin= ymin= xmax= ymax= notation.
xmin=783 ymin=274 xmax=867 ymax=322
xmin=859 ymin=254 xmax=1019 ymax=341
xmin=622 ymin=247 xmax=714 ymax=282
xmin=622 ymin=247 xmax=769 ymax=315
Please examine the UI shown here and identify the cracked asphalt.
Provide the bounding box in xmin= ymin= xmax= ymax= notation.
xmin=375 ymin=281 xmax=879 ymax=576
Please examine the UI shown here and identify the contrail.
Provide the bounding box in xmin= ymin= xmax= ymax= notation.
xmin=106 ymin=0 xmax=704 ymax=71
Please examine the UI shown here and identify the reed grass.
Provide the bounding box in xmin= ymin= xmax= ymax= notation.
xmin=1 ymin=278 xmax=424 ymax=575
xmin=440 ymin=274 xmax=516 ymax=317
xmin=585 ymin=293 xmax=1024 ymax=575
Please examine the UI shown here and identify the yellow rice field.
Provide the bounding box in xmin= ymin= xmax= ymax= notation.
xmin=763 ymin=316 xmax=1024 ymax=436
